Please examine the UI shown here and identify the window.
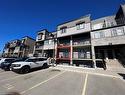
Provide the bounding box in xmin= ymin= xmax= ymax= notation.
xmin=111 ymin=29 xmax=117 ymax=36
xmin=44 ymin=40 xmax=49 ymax=45
xmin=104 ymin=30 xmax=111 ymax=37
xmin=92 ymin=23 xmax=103 ymax=30
xmin=100 ymin=32 xmax=104 ymax=38
xmin=116 ymin=28 xmax=124 ymax=36
xmin=38 ymin=33 xmax=43 ymax=40
xmin=22 ymin=39 xmax=25 ymax=44
xmin=49 ymin=40 xmax=54 ymax=45
xmin=5 ymin=59 xmax=15 ymax=62
xmin=60 ymin=27 xmax=67 ymax=34
xmin=25 ymin=58 xmax=37 ymax=62
xmin=38 ymin=58 xmax=47 ymax=61
xmin=38 ymin=34 xmax=42 ymax=40
xmin=76 ymin=22 xmax=85 ymax=30
xmin=94 ymin=32 xmax=100 ymax=38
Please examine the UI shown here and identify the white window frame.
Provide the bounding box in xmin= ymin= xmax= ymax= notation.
xmin=60 ymin=27 xmax=67 ymax=34
xmin=76 ymin=22 xmax=85 ymax=30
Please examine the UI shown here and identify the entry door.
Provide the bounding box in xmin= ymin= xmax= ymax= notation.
xmin=100 ymin=50 xmax=105 ymax=59
xmin=107 ymin=49 xmax=113 ymax=59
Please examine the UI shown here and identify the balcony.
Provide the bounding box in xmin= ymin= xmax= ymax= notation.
xmin=91 ymin=25 xmax=125 ymax=46
xmin=92 ymin=18 xmax=125 ymax=31
xmin=43 ymin=44 xmax=54 ymax=50
xmin=9 ymin=44 xmax=17 ymax=48
xmin=35 ymin=46 xmax=43 ymax=50
xmin=4 ymin=49 xmax=9 ymax=53
xmin=73 ymin=39 xmax=91 ymax=47
xmin=73 ymin=47 xmax=91 ymax=60
xmin=9 ymin=40 xmax=21 ymax=48
xmin=57 ymin=23 xmax=91 ymax=37
xmin=14 ymin=47 xmax=20 ymax=53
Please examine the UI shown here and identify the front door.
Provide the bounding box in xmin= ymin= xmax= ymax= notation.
xmin=107 ymin=49 xmax=113 ymax=59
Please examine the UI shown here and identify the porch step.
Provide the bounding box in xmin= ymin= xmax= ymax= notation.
xmin=105 ymin=59 xmax=124 ymax=69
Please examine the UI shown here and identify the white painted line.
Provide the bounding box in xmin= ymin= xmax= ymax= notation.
xmin=82 ymin=73 xmax=88 ymax=95
xmin=3 ymin=84 xmax=14 ymax=90
xmin=0 ymin=68 xmax=53 ymax=82
xmin=54 ymin=67 xmax=120 ymax=79
xmin=21 ymin=71 xmax=65 ymax=94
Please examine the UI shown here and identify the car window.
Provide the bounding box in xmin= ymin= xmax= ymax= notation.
xmin=25 ymin=59 xmax=37 ymax=62
xmin=37 ymin=58 xmax=47 ymax=61
xmin=5 ymin=59 xmax=15 ymax=62
xmin=37 ymin=58 xmax=44 ymax=61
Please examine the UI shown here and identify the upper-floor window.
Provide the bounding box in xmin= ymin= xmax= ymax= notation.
xmin=60 ymin=27 xmax=67 ymax=34
xmin=76 ymin=22 xmax=85 ymax=30
xmin=92 ymin=23 xmax=103 ymax=30
xmin=38 ymin=33 xmax=44 ymax=40
xmin=111 ymin=28 xmax=124 ymax=36
xmin=22 ymin=39 xmax=26 ymax=44
xmin=44 ymin=40 xmax=49 ymax=45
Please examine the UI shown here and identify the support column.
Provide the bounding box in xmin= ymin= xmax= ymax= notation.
xmin=112 ymin=49 xmax=116 ymax=60
xmin=104 ymin=50 xmax=108 ymax=60
xmin=54 ymin=39 xmax=57 ymax=59
xmin=70 ymin=36 xmax=73 ymax=65
xmin=91 ymin=45 xmax=96 ymax=68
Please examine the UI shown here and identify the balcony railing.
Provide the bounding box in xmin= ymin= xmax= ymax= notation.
xmin=91 ymin=25 xmax=125 ymax=39
xmin=35 ymin=46 xmax=43 ymax=50
xmin=73 ymin=50 xmax=91 ymax=59
xmin=92 ymin=18 xmax=125 ymax=31
xmin=73 ymin=39 xmax=91 ymax=46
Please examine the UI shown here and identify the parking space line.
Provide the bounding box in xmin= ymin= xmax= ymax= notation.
xmin=21 ymin=71 xmax=66 ymax=94
xmin=0 ymin=69 xmax=53 ymax=82
xmin=54 ymin=67 xmax=120 ymax=79
xmin=82 ymin=73 xmax=88 ymax=95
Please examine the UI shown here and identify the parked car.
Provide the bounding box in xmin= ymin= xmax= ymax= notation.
xmin=11 ymin=57 xmax=48 ymax=74
xmin=0 ymin=58 xmax=16 ymax=68
xmin=1 ymin=58 xmax=27 ymax=71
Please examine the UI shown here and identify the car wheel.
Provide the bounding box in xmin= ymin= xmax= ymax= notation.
xmin=20 ymin=66 xmax=30 ymax=74
xmin=42 ymin=63 xmax=48 ymax=69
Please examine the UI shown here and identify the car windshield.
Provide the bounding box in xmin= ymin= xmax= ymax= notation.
xmin=25 ymin=59 xmax=37 ymax=62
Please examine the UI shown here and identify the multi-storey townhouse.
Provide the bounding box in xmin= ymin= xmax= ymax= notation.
xmin=56 ymin=14 xmax=93 ymax=67
xmin=91 ymin=4 xmax=125 ymax=69
xmin=4 ymin=3 xmax=124 ymax=69
xmin=3 ymin=36 xmax=35 ymax=58
xmin=34 ymin=29 xmax=57 ymax=58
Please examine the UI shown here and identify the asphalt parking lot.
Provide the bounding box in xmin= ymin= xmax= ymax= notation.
xmin=0 ymin=68 xmax=125 ymax=95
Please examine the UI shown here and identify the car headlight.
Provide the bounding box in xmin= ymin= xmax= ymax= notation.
xmin=12 ymin=64 xmax=21 ymax=67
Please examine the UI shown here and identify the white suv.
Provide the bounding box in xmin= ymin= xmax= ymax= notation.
xmin=11 ymin=57 xmax=48 ymax=73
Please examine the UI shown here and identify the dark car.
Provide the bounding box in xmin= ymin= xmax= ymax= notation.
xmin=1 ymin=58 xmax=27 ymax=71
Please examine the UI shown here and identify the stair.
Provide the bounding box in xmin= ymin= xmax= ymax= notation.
xmin=105 ymin=59 xmax=124 ymax=70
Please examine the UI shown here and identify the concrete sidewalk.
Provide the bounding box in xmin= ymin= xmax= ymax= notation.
xmin=51 ymin=65 xmax=125 ymax=80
